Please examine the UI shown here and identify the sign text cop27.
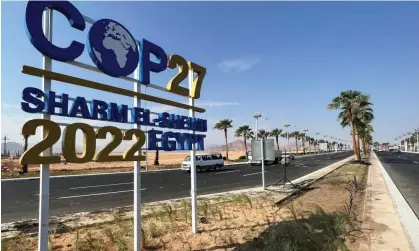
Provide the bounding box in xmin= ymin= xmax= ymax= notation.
xmin=19 ymin=1 xmax=207 ymax=165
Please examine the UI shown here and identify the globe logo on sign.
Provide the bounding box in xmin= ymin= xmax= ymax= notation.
xmin=87 ymin=19 xmax=139 ymax=78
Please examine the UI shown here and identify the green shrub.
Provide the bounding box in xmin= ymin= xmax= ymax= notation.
xmin=238 ymin=155 xmax=246 ymax=160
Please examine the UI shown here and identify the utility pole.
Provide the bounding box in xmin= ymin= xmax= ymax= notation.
xmin=2 ymin=136 xmax=10 ymax=156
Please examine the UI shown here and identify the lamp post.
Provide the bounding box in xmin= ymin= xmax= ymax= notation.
xmin=302 ymin=129 xmax=308 ymax=154
xmin=316 ymin=132 xmax=320 ymax=154
xmin=284 ymin=124 xmax=290 ymax=151
xmin=253 ymin=112 xmax=265 ymax=189
xmin=254 ymin=113 xmax=261 ymax=140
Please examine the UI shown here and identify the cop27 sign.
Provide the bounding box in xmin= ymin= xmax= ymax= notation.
xmin=20 ymin=0 xmax=207 ymax=165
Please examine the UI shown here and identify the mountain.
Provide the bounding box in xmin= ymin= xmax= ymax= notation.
xmin=1 ymin=142 xmax=23 ymax=154
xmin=206 ymin=139 xmax=250 ymax=152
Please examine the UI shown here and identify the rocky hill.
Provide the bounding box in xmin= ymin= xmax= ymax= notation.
xmin=206 ymin=139 xmax=250 ymax=152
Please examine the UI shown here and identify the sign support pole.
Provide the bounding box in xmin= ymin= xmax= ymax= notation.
xmin=189 ymin=69 xmax=198 ymax=233
xmin=133 ymin=61 xmax=142 ymax=250
xmin=261 ymin=138 xmax=265 ymax=190
xmin=38 ymin=9 xmax=52 ymax=251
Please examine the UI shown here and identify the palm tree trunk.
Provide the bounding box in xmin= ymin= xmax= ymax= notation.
xmin=350 ymin=126 xmax=359 ymax=161
xmin=21 ymin=135 xmax=29 ymax=173
xmin=224 ymin=129 xmax=229 ymax=160
xmin=295 ymin=138 xmax=299 ymax=154
xmin=244 ymin=135 xmax=248 ymax=159
xmin=354 ymin=126 xmax=361 ymax=161
xmin=276 ymin=136 xmax=279 ymax=151
xmin=362 ymin=137 xmax=367 ymax=155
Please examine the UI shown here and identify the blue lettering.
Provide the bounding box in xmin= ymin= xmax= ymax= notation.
xmin=69 ymin=97 xmax=91 ymax=118
xmin=25 ymin=1 xmax=85 ymax=62
xmin=46 ymin=91 xmax=68 ymax=116
xmin=21 ymin=87 xmax=45 ymax=113
xmin=91 ymin=99 xmax=108 ymax=120
xmin=131 ymin=107 xmax=152 ymax=125
xmin=148 ymin=130 xmax=163 ymax=150
xmin=162 ymin=132 xmax=177 ymax=151
xmin=108 ymin=103 xmax=128 ymax=123
xmin=139 ymin=39 xmax=168 ymax=85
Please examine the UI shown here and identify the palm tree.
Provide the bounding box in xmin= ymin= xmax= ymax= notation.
xmin=214 ymin=119 xmax=233 ymax=160
xmin=352 ymin=102 xmax=374 ymax=155
xmin=270 ymin=128 xmax=283 ymax=150
xmin=299 ymin=133 xmax=306 ymax=154
xmin=289 ymin=131 xmax=300 ymax=153
xmin=327 ymin=90 xmax=373 ymax=161
xmin=235 ymin=125 xmax=253 ymax=158
xmin=258 ymin=129 xmax=270 ymax=139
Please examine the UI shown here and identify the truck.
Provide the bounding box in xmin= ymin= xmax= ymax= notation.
xmin=248 ymin=150 xmax=282 ymax=166
xmin=319 ymin=143 xmax=328 ymax=152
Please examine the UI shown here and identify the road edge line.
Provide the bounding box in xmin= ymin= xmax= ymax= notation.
xmin=373 ymin=151 xmax=419 ymax=251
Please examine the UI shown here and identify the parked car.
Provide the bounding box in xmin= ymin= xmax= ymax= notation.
xmin=181 ymin=153 xmax=224 ymax=172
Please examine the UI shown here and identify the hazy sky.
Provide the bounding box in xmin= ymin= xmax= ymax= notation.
xmin=1 ymin=1 xmax=419 ymax=148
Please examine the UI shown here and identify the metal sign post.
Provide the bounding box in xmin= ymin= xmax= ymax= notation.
xmin=261 ymin=138 xmax=265 ymax=190
xmin=133 ymin=63 xmax=142 ymax=250
xmin=189 ymin=69 xmax=198 ymax=233
xmin=38 ymin=9 xmax=52 ymax=251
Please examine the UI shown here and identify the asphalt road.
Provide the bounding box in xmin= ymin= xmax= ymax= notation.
xmin=1 ymin=151 xmax=352 ymax=223
xmin=375 ymin=151 xmax=419 ymax=218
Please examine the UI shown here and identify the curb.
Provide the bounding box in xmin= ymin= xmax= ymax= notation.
xmin=373 ymin=152 xmax=419 ymax=251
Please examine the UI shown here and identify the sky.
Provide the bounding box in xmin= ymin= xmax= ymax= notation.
xmin=1 ymin=1 xmax=419 ymax=150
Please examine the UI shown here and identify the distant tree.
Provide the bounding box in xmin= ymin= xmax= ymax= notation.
xmin=214 ymin=119 xmax=233 ymax=160
xmin=289 ymin=131 xmax=300 ymax=153
xmin=258 ymin=129 xmax=270 ymax=139
xmin=235 ymin=125 xmax=253 ymax=158
xmin=270 ymin=128 xmax=283 ymax=151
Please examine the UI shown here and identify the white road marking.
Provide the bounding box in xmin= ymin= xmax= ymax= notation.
xmin=303 ymin=165 xmax=308 ymax=167
xmin=58 ymin=189 xmax=146 ymax=199
xmin=214 ymin=170 xmax=240 ymax=175
xmin=414 ymin=161 xmax=418 ymax=164
xmin=243 ymin=171 xmax=266 ymax=177
xmin=314 ymin=160 xmax=320 ymax=162
xmin=159 ymin=187 xmax=164 ymax=189
xmin=404 ymin=158 xmax=407 ymax=160
xmin=70 ymin=182 xmax=133 ymax=190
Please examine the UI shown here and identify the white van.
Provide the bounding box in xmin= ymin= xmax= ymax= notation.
xmin=181 ymin=153 xmax=224 ymax=172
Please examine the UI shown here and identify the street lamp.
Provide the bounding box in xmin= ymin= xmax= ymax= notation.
xmin=302 ymin=129 xmax=308 ymax=154
xmin=316 ymin=132 xmax=320 ymax=153
xmin=253 ymin=112 xmax=262 ymax=140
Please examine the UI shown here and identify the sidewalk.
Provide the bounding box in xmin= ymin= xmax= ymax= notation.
xmin=360 ymin=153 xmax=415 ymax=251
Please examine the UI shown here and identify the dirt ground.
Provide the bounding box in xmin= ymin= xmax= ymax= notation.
xmin=1 ymin=151 xmax=244 ymax=177
xmin=2 ymin=163 xmax=369 ymax=251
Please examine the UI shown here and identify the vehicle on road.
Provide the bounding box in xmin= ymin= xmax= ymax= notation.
xmin=181 ymin=153 xmax=224 ymax=172
xmin=248 ymin=150 xmax=282 ymax=166
xmin=282 ymin=152 xmax=295 ymax=160
xmin=390 ymin=148 xmax=401 ymax=153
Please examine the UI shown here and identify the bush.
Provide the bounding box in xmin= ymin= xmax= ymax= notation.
xmin=238 ymin=155 xmax=246 ymax=160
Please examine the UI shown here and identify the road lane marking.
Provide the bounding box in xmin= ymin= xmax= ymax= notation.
xmin=214 ymin=170 xmax=240 ymax=175
xmin=414 ymin=161 xmax=418 ymax=164
xmin=58 ymin=189 xmax=146 ymax=199
xmin=243 ymin=171 xmax=266 ymax=176
xmin=314 ymin=160 xmax=320 ymax=162
xmin=404 ymin=158 xmax=407 ymax=160
xmin=70 ymin=182 xmax=133 ymax=190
